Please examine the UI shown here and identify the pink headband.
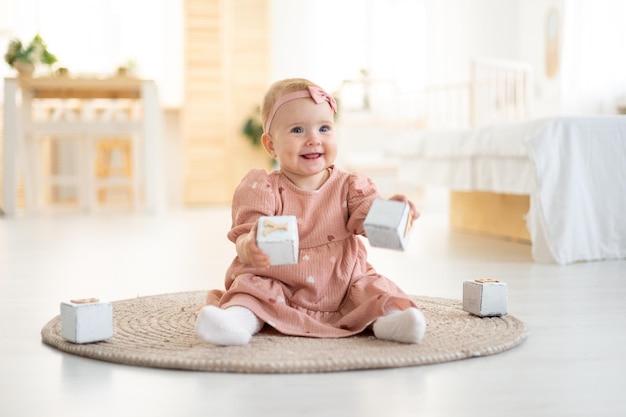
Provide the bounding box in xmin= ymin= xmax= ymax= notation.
xmin=264 ymin=86 xmax=338 ymax=133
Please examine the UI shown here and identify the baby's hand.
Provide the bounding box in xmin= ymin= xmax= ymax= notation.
xmin=236 ymin=224 xmax=271 ymax=268
xmin=389 ymin=194 xmax=421 ymax=222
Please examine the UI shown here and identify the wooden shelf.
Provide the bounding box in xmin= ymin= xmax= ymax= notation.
xmin=14 ymin=76 xmax=144 ymax=99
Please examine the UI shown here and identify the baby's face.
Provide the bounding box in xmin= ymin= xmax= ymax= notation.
xmin=264 ymin=98 xmax=337 ymax=189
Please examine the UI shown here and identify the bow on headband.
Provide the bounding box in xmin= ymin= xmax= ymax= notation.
xmin=264 ymin=86 xmax=338 ymax=133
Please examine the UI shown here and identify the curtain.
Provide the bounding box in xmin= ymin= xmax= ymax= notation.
xmin=561 ymin=0 xmax=626 ymax=114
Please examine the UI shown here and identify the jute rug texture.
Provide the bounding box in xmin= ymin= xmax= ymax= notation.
xmin=41 ymin=291 xmax=528 ymax=373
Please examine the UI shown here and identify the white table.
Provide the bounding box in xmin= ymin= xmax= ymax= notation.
xmin=2 ymin=76 xmax=165 ymax=215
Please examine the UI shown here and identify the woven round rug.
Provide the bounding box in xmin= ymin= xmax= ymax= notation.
xmin=41 ymin=291 xmax=528 ymax=373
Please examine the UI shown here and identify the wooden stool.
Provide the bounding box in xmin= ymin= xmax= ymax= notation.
xmin=94 ymin=139 xmax=134 ymax=204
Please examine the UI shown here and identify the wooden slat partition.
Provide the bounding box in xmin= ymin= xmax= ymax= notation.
xmin=182 ymin=0 xmax=271 ymax=204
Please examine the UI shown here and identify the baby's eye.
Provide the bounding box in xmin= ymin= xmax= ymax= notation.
xmin=291 ymin=127 xmax=303 ymax=134
xmin=319 ymin=125 xmax=331 ymax=132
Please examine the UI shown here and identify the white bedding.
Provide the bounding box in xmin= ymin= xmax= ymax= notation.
xmin=390 ymin=116 xmax=626 ymax=264
xmin=392 ymin=119 xmax=550 ymax=194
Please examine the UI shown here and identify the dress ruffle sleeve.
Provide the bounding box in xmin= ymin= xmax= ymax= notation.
xmin=345 ymin=171 xmax=381 ymax=236
xmin=227 ymin=169 xmax=278 ymax=243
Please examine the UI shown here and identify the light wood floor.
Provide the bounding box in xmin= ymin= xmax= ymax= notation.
xmin=1 ymin=198 xmax=625 ymax=417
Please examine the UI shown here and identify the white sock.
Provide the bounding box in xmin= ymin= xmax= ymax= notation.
xmin=195 ymin=305 xmax=264 ymax=346
xmin=372 ymin=308 xmax=426 ymax=344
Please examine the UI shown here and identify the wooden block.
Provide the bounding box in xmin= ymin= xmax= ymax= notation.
xmin=60 ymin=298 xmax=113 ymax=343
xmin=364 ymin=199 xmax=413 ymax=251
xmin=463 ymin=279 xmax=508 ymax=317
xmin=256 ymin=215 xmax=299 ymax=265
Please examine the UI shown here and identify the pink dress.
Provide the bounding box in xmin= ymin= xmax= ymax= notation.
xmin=205 ymin=166 xmax=416 ymax=338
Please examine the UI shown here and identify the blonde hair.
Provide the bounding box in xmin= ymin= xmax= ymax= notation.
xmin=261 ymin=78 xmax=322 ymax=133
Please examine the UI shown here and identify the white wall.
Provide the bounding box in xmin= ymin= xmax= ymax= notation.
xmin=270 ymin=0 xmax=626 ymax=118
xmin=517 ymin=0 xmax=563 ymax=118
xmin=422 ymin=0 xmax=521 ymax=84
xmin=270 ymin=0 xmax=523 ymax=118
xmin=2 ymin=0 xmax=625 ymax=115
xmin=270 ymin=0 xmax=425 ymax=93
xmin=517 ymin=0 xmax=626 ymax=116
xmin=270 ymin=0 xmax=522 ymax=91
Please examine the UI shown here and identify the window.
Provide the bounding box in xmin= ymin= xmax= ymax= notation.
xmin=1 ymin=0 xmax=183 ymax=107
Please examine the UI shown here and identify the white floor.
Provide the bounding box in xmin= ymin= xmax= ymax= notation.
xmin=1 ymin=197 xmax=625 ymax=417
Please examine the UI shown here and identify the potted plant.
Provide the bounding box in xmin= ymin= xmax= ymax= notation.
xmin=4 ymin=34 xmax=58 ymax=76
xmin=242 ymin=106 xmax=279 ymax=167
xmin=242 ymin=106 xmax=263 ymax=148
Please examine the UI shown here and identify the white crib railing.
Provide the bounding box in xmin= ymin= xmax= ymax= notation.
xmin=418 ymin=58 xmax=533 ymax=129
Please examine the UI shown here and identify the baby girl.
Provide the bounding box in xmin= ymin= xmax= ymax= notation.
xmin=195 ymin=78 xmax=426 ymax=346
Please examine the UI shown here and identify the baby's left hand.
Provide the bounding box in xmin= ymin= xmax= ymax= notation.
xmin=389 ymin=194 xmax=420 ymax=222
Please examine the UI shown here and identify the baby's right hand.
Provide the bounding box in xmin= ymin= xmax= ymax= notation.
xmin=237 ymin=225 xmax=270 ymax=268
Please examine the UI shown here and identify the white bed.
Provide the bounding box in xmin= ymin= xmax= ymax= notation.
xmin=392 ymin=116 xmax=626 ymax=265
